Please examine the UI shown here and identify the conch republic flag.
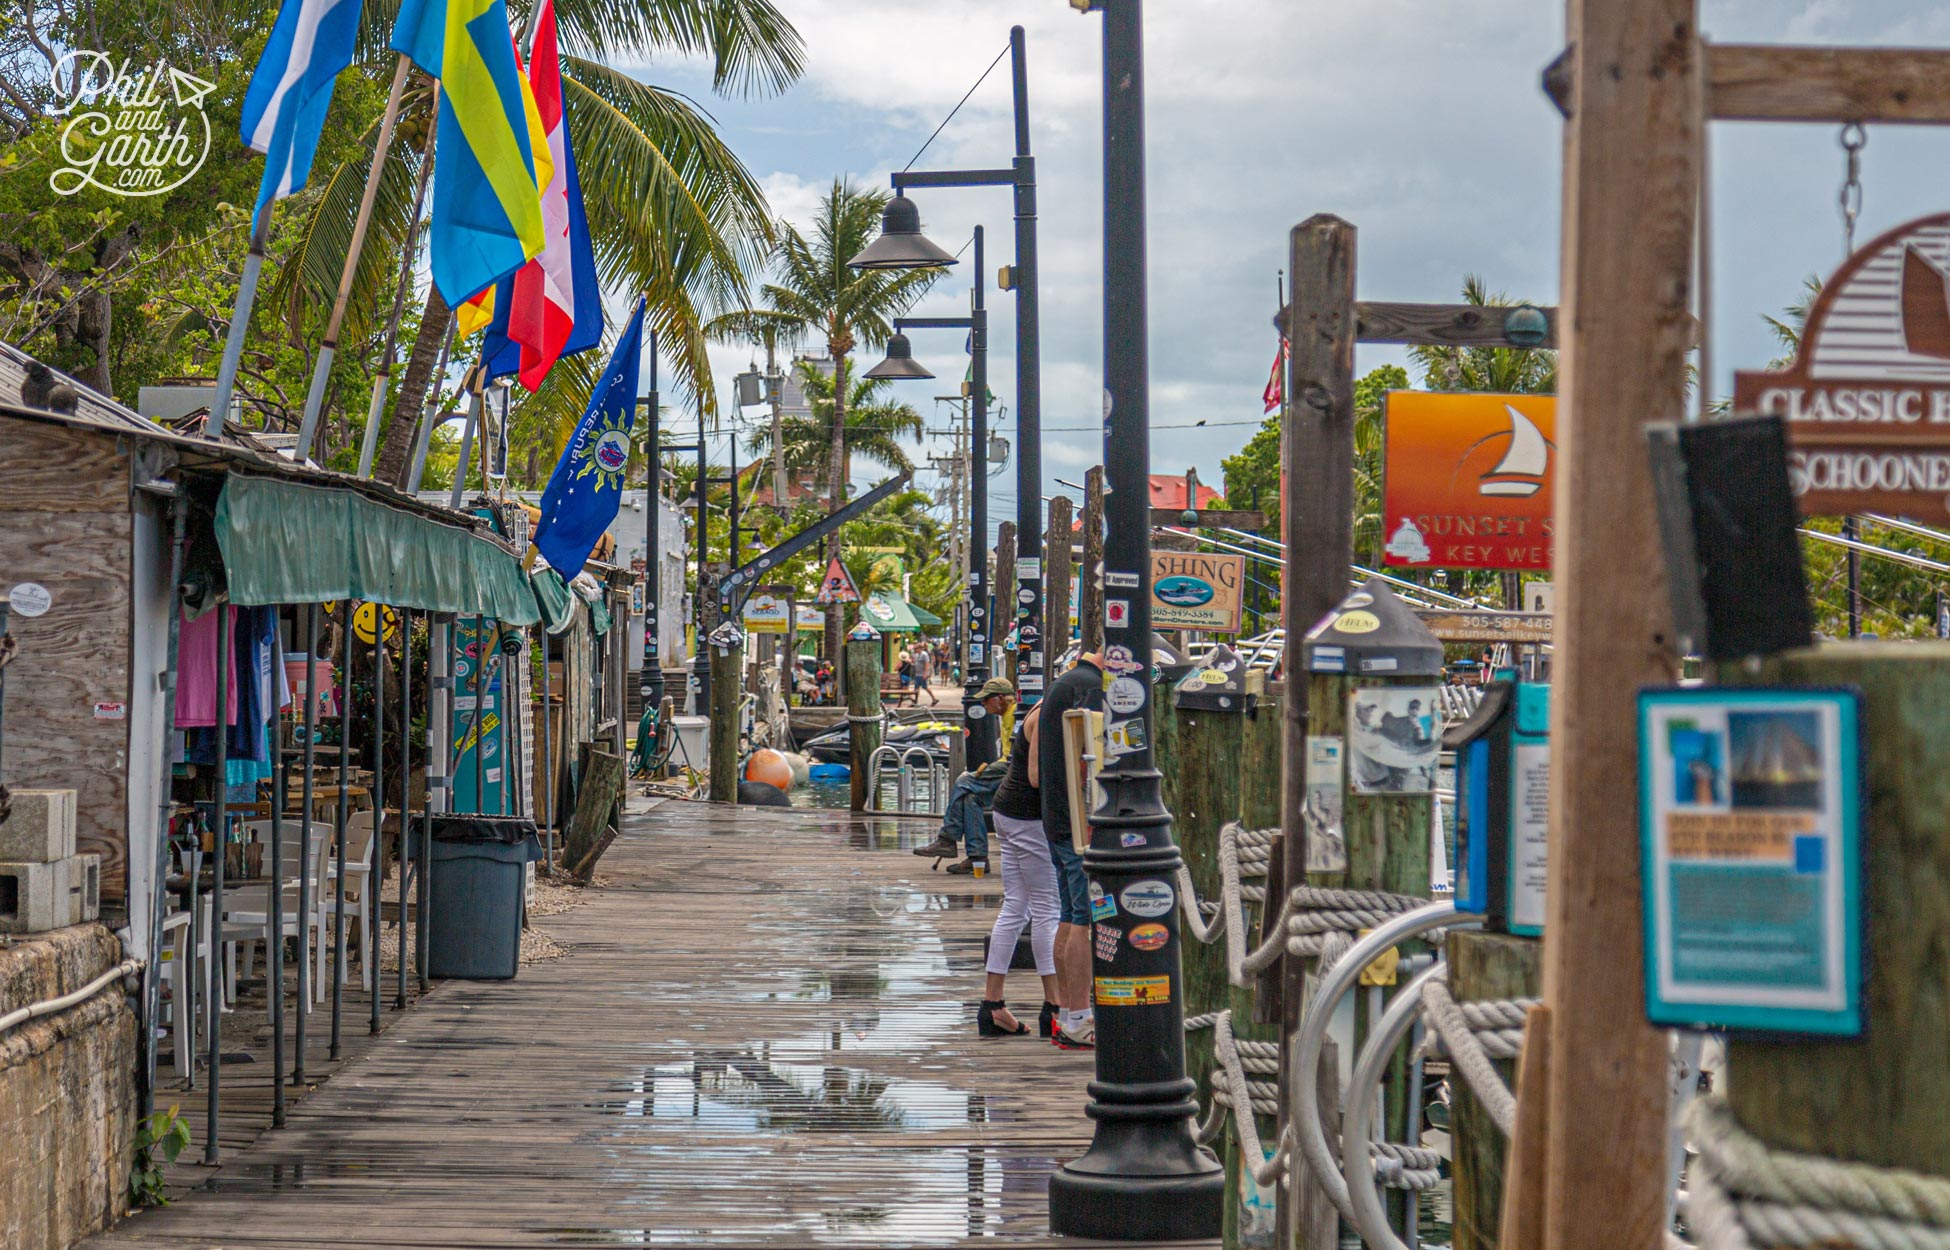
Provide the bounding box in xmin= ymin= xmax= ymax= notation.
xmin=391 ymin=0 xmax=545 ymax=307
xmin=480 ymin=0 xmax=602 ymax=388
xmin=534 ymin=297 xmax=646 ymax=580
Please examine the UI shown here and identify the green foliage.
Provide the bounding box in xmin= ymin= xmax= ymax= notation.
xmin=128 ymin=1103 xmax=191 ymax=1207
xmin=750 ymin=360 xmax=922 ymax=483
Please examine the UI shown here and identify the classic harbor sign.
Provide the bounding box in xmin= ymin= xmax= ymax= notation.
xmin=1734 ymin=211 xmax=1950 ymax=522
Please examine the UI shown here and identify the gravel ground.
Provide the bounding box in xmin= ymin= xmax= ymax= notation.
xmin=374 ymin=868 xmax=606 ymax=971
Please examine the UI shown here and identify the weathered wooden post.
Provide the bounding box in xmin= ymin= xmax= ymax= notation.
xmin=1171 ymin=647 xmax=1250 ymax=1101
xmin=846 ymin=622 xmax=884 ymax=813
xmin=1299 ymin=579 xmax=1443 ymax=1236
xmin=1450 ymin=932 xmax=1543 ymax=1249
xmin=1081 ymin=467 xmax=1106 ymax=658
xmin=707 ymin=626 xmax=742 ymax=803
xmin=1278 ymin=214 xmax=1358 ymax=1250
xmin=1223 ymin=671 xmax=1281 ymax=1250
xmin=1720 ymin=647 xmax=1950 ymax=1176
xmin=1043 ymin=495 xmax=1073 ymax=697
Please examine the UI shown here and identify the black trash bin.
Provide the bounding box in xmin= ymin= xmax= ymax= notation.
xmin=424 ymin=815 xmax=543 ymax=979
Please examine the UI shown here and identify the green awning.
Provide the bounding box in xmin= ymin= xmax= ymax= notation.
xmin=529 ymin=567 xmax=576 ymax=636
xmin=214 ymin=474 xmax=540 ymax=624
xmin=908 ymin=601 xmax=944 ymax=628
xmin=859 ymin=589 xmax=929 ymax=632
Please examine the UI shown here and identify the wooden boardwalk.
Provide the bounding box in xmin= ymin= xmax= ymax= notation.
xmin=89 ymin=798 xmax=1213 ymax=1248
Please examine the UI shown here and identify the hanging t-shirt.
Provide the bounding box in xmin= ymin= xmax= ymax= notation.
xmin=175 ymin=606 xmax=238 ymax=729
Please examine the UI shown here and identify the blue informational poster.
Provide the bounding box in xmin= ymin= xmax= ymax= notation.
xmin=1638 ymin=686 xmax=1863 ymax=1036
xmin=451 ymin=618 xmax=505 ymax=814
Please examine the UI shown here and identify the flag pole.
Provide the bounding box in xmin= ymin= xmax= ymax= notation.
xmin=358 ymin=87 xmax=439 ymax=479
xmin=404 ymin=327 xmax=460 ymax=493
xmin=206 ymin=209 xmax=274 ymax=441
xmin=294 ymin=53 xmax=413 ymax=463
xmin=449 ymin=360 xmax=487 ymax=509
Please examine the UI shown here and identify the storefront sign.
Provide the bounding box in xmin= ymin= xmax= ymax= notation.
xmin=1382 ymin=392 xmax=1556 ymax=571
xmin=1733 ymin=212 xmax=1950 ymax=522
xmin=1638 ymin=687 xmax=1862 ymax=1036
xmin=1149 ymin=552 xmax=1244 ymax=632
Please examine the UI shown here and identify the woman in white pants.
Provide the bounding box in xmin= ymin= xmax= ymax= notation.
xmin=979 ymin=701 xmax=1062 ymax=1036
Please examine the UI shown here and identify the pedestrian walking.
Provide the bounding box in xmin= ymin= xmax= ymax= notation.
xmin=977 ymin=685 xmax=1062 ymax=1038
xmin=1039 ymin=650 xmax=1105 ymax=1049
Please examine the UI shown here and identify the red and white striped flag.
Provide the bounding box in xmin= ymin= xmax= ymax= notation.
xmin=1262 ymin=337 xmax=1288 ymax=414
xmin=507 ymin=0 xmax=576 ymax=389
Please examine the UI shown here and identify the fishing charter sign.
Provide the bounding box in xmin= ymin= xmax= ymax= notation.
xmin=1381 ymin=393 xmax=1556 ymax=572
xmin=1734 ymin=211 xmax=1950 ymax=522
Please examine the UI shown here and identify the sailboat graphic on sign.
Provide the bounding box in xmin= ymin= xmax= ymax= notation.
xmin=1478 ymin=405 xmax=1549 ymax=497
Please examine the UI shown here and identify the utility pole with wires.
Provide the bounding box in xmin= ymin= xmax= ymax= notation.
xmin=928 ymin=394 xmax=971 ymax=680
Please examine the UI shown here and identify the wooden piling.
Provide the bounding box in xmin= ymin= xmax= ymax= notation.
xmin=1081 ymin=468 xmax=1106 ymax=657
xmin=1723 ymin=645 xmax=1950 ymax=1176
xmin=846 ymin=631 xmax=884 ymax=813
xmin=708 ymin=638 xmax=741 ymax=803
xmin=1449 ymin=930 xmax=1544 ymax=1250
xmin=1044 ymin=496 xmax=1073 ymax=688
xmin=1174 ymin=690 xmax=1246 ymax=1101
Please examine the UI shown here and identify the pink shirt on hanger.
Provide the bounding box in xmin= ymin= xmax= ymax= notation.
xmin=175 ymin=605 xmax=239 ymax=728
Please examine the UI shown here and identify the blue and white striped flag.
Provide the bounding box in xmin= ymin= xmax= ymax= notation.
xmin=240 ymin=0 xmax=362 ymax=226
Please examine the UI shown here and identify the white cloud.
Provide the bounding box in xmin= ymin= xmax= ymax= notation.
xmin=629 ymin=0 xmax=1950 ymax=547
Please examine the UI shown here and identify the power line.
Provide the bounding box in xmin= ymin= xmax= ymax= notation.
xmin=902 ymin=40 xmax=1012 ymax=173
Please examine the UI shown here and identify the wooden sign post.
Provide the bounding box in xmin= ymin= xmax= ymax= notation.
xmin=1276 ymin=218 xmax=1561 ymax=1250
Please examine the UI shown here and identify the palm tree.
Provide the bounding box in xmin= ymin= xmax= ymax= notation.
xmin=748 ymin=361 xmax=923 ymax=482
xmin=268 ymin=0 xmax=805 ymax=483
xmin=707 ymin=180 xmax=943 ymax=662
xmin=1406 ymin=275 xmax=1557 ymax=395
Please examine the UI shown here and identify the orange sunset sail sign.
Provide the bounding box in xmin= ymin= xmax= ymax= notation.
xmin=1380 ymin=392 xmax=1556 ymax=572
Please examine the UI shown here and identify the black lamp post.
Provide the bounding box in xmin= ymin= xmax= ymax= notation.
xmin=1047 ymin=0 xmax=1223 ymax=1239
xmin=864 ymin=226 xmax=999 ymax=768
xmin=849 ymin=25 xmax=1046 ymax=709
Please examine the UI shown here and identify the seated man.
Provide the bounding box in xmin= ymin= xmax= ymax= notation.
xmin=912 ymin=677 xmax=1016 ymax=874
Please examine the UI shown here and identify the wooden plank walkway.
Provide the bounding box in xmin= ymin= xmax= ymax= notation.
xmin=89 ymin=798 xmax=1216 ymax=1248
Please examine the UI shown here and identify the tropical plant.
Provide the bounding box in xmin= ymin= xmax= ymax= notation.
xmin=747 ymin=360 xmax=922 ymax=483
xmin=706 ymin=179 xmax=944 ymax=662
xmin=128 ymin=1104 xmax=191 ymax=1207
xmin=1406 ymin=274 xmax=1557 ymax=396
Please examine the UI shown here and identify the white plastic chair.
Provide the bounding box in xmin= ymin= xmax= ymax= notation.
xmin=319 ymin=810 xmax=376 ymax=998
xmin=223 ymin=820 xmax=331 ymax=995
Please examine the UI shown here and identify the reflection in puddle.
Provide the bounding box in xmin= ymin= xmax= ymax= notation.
xmin=594 ymin=1058 xmax=985 ymax=1132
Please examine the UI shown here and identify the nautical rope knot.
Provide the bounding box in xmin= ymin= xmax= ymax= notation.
xmin=845 ymin=712 xmax=886 ymax=725
xmin=1686 ymin=1096 xmax=1950 ymax=1250
xmin=1416 ymin=976 xmax=1537 ymax=1136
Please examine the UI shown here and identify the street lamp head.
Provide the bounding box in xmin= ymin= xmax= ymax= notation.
xmin=864 ymin=332 xmax=936 ymax=381
xmin=848 ymin=194 xmax=960 ymax=270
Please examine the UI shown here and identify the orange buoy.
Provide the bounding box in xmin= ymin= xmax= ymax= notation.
xmin=744 ymin=748 xmax=793 ymax=791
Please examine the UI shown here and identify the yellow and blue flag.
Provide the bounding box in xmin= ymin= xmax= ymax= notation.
xmin=391 ymin=0 xmax=545 ymax=306
xmin=533 ymin=297 xmax=646 ymax=579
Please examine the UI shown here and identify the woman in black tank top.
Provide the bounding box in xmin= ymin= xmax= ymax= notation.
xmin=978 ymin=706 xmax=1063 ymax=1037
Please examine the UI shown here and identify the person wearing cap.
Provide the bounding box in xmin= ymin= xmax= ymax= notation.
xmin=913 ymin=677 xmax=1018 ymax=874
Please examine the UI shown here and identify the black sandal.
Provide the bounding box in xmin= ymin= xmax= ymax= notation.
xmin=977 ymin=999 xmax=1029 ymax=1037
xmin=1038 ymin=1001 xmax=1061 ymax=1039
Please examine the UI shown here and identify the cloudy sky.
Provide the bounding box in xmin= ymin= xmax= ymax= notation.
xmin=633 ymin=0 xmax=1950 ymax=545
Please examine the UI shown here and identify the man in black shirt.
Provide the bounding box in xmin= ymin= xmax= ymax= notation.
xmin=1039 ymin=652 xmax=1104 ymax=1048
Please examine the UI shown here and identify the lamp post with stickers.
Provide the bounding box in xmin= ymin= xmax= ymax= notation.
xmin=1047 ymin=0 xmax=1224 ymax=1239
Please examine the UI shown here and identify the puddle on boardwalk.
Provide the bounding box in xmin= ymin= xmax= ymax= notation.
xmin=542 ymin=1144 xmax=1061 ymax=1245
xmin=590 ymin=1059 xmax=993 ymax=1132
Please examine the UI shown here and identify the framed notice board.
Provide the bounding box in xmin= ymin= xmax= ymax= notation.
xmin=1638 ymin=686 xmax=1864 ymax=1037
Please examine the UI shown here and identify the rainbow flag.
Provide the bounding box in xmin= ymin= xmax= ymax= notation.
xmin=391 ymin=0 xmax=545 ymax=307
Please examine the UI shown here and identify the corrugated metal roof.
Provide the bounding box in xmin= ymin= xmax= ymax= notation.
xmin=0 ymin=341 xmax=167 ymax=434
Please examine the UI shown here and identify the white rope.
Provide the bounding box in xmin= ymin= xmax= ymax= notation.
xmin=1688 ymin=1096 xmax=1950 ymax=1250
xmin=845 ymin=711 xmax=886 ymax=724
xmin=1418 ymin=976 xmax=1522 ymax=1135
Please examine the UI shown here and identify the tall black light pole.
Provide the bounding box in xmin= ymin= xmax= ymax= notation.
xmin=1048 ymin=0 xmax=1223 ymax=1238
xmin=865 ymin=227 xmax=999 ymax=767
xmin=640 ymin=335 xmax=664 ymax=719
xmin=849 ymin=24 xmax=1044 ymax=705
